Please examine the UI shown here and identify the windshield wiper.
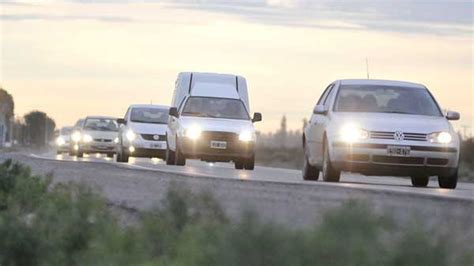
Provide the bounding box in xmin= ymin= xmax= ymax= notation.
xmin=384 ymin=110 xmax=415 ymax=115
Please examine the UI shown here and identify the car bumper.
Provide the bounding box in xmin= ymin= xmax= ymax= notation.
xmin=80 ymin=142 xmax=116 ymax=154
xmin=179 ymin=138 xmax=255 ymax=162
xmin=330 ymin=142 xmax=458 ymax=176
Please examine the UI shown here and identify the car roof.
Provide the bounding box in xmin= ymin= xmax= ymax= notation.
xmin=129 ymin=104 xmax=169 ymax=109
xmin=85 ymin=116 xmax=117 ymax=120
xmin=337 ymin=79 xmax=425 ymax=88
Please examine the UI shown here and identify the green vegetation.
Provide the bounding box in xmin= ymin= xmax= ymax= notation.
xmin=1 ymin=159 xmax=472 ymax=266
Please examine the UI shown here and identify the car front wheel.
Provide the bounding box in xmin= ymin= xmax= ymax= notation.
xmin=322 ymin=139 xmax=340 ymax=182
xmin=302 ymin=151 xmax=319 ymax=181
xmin=244 ymin=155 xmax=255 ymax=170
xmin=411 ymin=176 xmax=429 ymax=187
xmin=438 ymin=170 xmax=458 ymax=189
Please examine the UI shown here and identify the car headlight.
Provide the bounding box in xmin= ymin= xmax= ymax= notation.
xmin=71 ymin=131 xmax=81 ymax=142
xmin=82 ymin=134 xmax=93 ymax=143
xmin=56 ymin=137 xmax=66 ymax=146
xmin=126 ymin=130 xmax=136 ymax=141
xmin=114 ymin=137 xmax=119 ymax=144
xmin=340 ymin=124 xmax=369 ymax=143
xmin=185 ymin=125 xmax=202 ymax=140
xmin=427 ymin=132 xmax=452 ymax=144
xmin=239 ymin=131 xmax=254 ymax=142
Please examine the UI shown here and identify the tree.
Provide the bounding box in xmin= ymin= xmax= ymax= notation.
xmin=279 ymin=115 xmax=288 ymax=148
xmin=23 ymin=111 xmax=56 ymax=147
xmin=0 ymin=88 xmax=15 ymax=141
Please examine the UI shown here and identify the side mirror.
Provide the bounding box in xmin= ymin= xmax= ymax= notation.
xmin=169 ymin=107 xmax=179 ymax=118
xmin=252 ymin=112 xmax=262 ymax=123
xmin=446 ymin=111 xmax=460 ymax=121
xmin=117 ymin=118 xmax=126 ymax=125
xmin=313 ymin=105 xmax=327 ymax=115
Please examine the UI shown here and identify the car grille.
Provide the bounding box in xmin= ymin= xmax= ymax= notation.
xmin=141 ymin=134 xmax=166 ymax=141
xmin=93 ymin=138 xmax=113 ymax=143
xmin=370 ymin=131 xmax=427 ymax=142
xmin=201 ymin=131 xmax=239 ymax=142
xmin=372 ymin=155 xmax=424 ymax=165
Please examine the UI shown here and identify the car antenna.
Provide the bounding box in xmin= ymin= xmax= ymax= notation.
xmin=366 ymin=57 xmax=370 ymax=79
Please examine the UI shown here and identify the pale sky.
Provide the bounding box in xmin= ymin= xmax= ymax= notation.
xmin=1 ymin=0 xmax=473 ymax=134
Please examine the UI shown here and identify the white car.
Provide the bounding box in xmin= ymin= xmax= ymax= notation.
xmin=75 ymin=116 xmax=119 ymax=158
xmin=116 ymin=104 xmax=169 ymax=162
xmin=167 ymin=72 xmax=262 ymax=170
xmin=55 ymin=126 xmax=73 ymax=154
xmin=303 ymin=79 xmax=460 ymax=189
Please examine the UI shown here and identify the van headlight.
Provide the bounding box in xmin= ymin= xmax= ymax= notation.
xmin=114 ymin=137 xmax=119 ymax=144
xmin=239 ymin=131 xmax=254 ymax=142
xmin=56 ymin=137 xmax=66 ymax=146
xmin=82 ymin=134 xmax=93 ymax=143
xmin=340 ymin=124 xmax=369 ymax=143
xmin=71 ymin=131 xmax=81 ymax=142
xmin=428 ymin=132 xmax=452 ymax=144
xmin=185 ymin=125 xmax=202 ymax=140
xmin=126 ymin=130 xmax=136 ymax=141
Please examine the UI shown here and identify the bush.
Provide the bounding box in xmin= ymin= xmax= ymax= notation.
xmin=0 ymin=160 xmax=472 ymax=266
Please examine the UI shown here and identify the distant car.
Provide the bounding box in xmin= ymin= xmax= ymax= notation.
xmin=303 ymin=79 xmax=460 ymax=189
xmin=75 ymin=116 xmax=119 ymax=158
xmin=55 ymin=127 xmax=73 ymax=154
xmin=116 ymin=104 xmax=169 ymax=162
xmin=167 ymin=72 xmax=262 ymax=170
xmin=69 ymin=118 xmax=85 ymax=156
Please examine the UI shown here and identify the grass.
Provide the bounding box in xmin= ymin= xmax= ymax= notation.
xmin=0 ymin=159 xmax=473 ymax=266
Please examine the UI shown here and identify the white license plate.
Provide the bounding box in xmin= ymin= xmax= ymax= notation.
xmin=148 ymin=143 xmax=164 ymax=149
xmin=210 ymin=141 xmax=227 ymax=149
xmin=387 ymin=146 xmax=410 ymax=156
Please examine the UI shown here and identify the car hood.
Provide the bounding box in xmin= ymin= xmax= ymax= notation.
xmin=331 ymin=113 xmax=452 ymax=133
xmin=129 ymin=122 xmax=168 ymax=135
xmin=82 ymin=130 xmax=118 ymax=139
xmin=179 ymin=117 xmax=254 ymax=133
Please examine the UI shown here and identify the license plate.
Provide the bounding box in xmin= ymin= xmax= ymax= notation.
xmin=387 ymin=146 xmax=410 ymax=156
xmin=148 ymin=143 xmax=164 ymax=149
xmin=210 ymin=141 xmax=227 ymax=149
xmin=97 ymin=145 xmax=108 ymax=150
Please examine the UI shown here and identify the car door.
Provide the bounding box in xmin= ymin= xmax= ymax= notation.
xmin=306 ymin=84 xmax=335 ymax=165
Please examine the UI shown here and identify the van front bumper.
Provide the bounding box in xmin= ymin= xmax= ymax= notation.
xmin=330 ymin=142 xmax=458 ymax=176
xmin=178 ymin=132 xmax=255 ymax=162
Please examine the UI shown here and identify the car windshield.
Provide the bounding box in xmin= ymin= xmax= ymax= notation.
xmin=83 ymin=118 xmax=118 ymax=131
xmin=182 ymin=97 xmax=250 ymax=120
xmin=334 ymin=85 xmax=442 ymax=116
xmin=60 ymin=128 xmax=72 ymax=135
xmin=130 ymin=108 xmax=169 ymax=124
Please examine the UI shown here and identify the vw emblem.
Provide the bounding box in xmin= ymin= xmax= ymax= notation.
xmin=394 ymin=131 xmax=404 ymax=141
xmin=153 ymin=135 xmax=160 ymax=140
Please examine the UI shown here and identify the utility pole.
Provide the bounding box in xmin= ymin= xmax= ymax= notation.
xmin=366 ymin=57 xmax=370 ymax=79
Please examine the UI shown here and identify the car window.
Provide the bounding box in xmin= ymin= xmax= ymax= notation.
xmin=323 ymin=86 xmax=336 ymax=108
xmin=317 ymin=84 xmax=334 ymax=105
xmin=130 ymin=108 xmax=169 ymax=124
xmin=84 ymin=118 xmax=118 ymax=131
xmin=334 ymin=85 xmax=442 ymax=116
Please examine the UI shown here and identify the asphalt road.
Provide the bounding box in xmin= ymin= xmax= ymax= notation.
xmin=33 ymin=151 xmax=474 ymax=201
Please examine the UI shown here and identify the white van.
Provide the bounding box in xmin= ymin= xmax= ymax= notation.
xmin=166 ymin=72 xmax=262 ymax=170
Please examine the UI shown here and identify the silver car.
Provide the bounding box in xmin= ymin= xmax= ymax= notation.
xmin=303 ymin=79 xmax=460 ymax=189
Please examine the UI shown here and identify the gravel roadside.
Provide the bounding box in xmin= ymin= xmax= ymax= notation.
xmin=1 ymin=152 xmax=472 ymax=238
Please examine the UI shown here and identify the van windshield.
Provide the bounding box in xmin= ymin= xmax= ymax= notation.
xmin=334 ymin=85 xmax=442 ymax=116
xmin=182 ymin=97 xmax=250 ymax=120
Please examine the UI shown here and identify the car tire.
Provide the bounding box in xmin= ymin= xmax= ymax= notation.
xmin=302 ymin=151 xmax=319 ymax=181
xmin=77 ymin=151 xmax=84 ymax=158
xmin=106 ymin=153 xmax=114 ymax=158
xmin=411 ymin=176 xmax=429 ymax=187
xmin=166 ymin=147 xmax=176 ymax=165
xmin=244 ymin=155 xmax=255 ymax=170
xmin=438 ymin=170 xmax=458 ymax=189
xmin=234 ymin=160 xmax=244 ymax=170
xmin=322 ymin=138 xmax=340 ymax=182
xmin=174 ymin=137 xmax=186 ymax=166
xmin=69 ymin=150 xmax=75 ymax=156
